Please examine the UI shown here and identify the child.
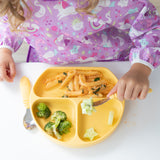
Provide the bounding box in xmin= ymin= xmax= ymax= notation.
xmin=0 ymin=0 xmax=160 ymax=101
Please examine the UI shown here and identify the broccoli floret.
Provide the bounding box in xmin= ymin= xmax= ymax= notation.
xmin=36 ymin=103 xmax=51 ymax=118
xmin=51 ymin=111 xmax=67 ymax=122
xmin=44 ymin=122 xmax=54 ymax=135
xmin=52 ymin=125 xmax=62 ymax=139
xmin=37 ymin=103 xmax=47 ymax=111
xmin=58 ymin=120 xmax=72 ymax=135
xmin=51 ymin=111 xmax=67 ymax=128
xmin=44 ymin=122 xmax=62 ymax=139
xmin=44 ymin=110 xmax=72 ymax=139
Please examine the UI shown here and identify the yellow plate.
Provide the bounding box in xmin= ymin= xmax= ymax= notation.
xmin=30 ymin=67 xmax=125 ymax=148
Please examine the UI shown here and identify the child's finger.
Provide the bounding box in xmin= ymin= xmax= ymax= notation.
xmin=138 ymin=87 xmax=149 ymax=99
xmin=107 ymin=83 xmax=118 ymax=98
xmin=0 ymin=70 xmax=3 ymax=81
xmin=9 ymin=61 xmax=16 ymax=79
xmin=117 ymin=82 xmax=126 ymax=101
xmin=124 ymin=85 xmax=134 ymax=100
xmin=0 ymin=65 xmax=5 ymax=81
xmin=0 ymin=65 xmax=11 ymax=82
xmin=131 ymin=87 xmax=142 ymax=100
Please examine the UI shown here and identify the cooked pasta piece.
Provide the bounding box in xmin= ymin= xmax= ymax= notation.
xmin=79 ymin=74 xmax=106 ymax=87
xmin=74 ymin=75 xmax=80 ymax=91
xmin=59 ymin=70 xmax=76 ymax=88
xmin=45 ymin=79 xmax=59 ymax=90
xmin=65 ymin=89 xmax=84 ymax=97
xmin=56 ymin=73 xmax=67 ymax=80
xmin=68 ymin=79 xmax=74 ymax=91
xmin=76 ymin=70 xmax=102 ymax=76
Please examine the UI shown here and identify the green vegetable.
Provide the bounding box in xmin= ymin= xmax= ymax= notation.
xmin=83 ymin=128 xmax=98 ymax=141
xmin=93 ymin=87 xmax=100 ymax=94
xmin=36 ymin=103 xmax=51 ymax=118
xmin=58 ymin=120 xmax=72 ymax=135
xmin=81 ymin=97 xmax=96 ymax=115
xmin=51 ymin=111 xmax=67 ymax=121
xmin=101 ymin=84 xmax=106 ymax=88
xmin=58 ymin=80 xmax=62 ymax=83
xmin=94 ymin=77 xmax=100 ymax=81
xmin=44 ymin=122 xmax=62 ymax=139
xmin=63 ymin=72 xmax=67 ymax=76
xmin=44 ymin=110 xmax=72 ymax=139
xmin=37 ymin=103 xmax=47 ymax=111
xmin=51 ymin=111 xmax=67 ymax=127
xmin=108 ymin=111 xmax=114 ymax=125
xmin=44 ymin=122 xmax=55 ymax=136
xmin=52 ymin=125 xmax=62 ymax=139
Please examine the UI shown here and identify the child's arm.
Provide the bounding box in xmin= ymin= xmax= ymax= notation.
xmin=128 ymin=2 xmax=160 ymax=71
xmin=0 ymin=16 xmax=24 ymax=82
xmin=108 ymin=1 xmax=160 ymax=100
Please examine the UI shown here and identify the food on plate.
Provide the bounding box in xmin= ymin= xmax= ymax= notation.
xmin=44 ymin=69 xmax=115 ymax=98
xmin=44 ymin=72 xmax=67 ymax=90
xmin=36 ymin=103 xmax=51 ymax=118
xmin=51 ymin=111 xmax=67 ymax=127
xmin=44 ymin=121 xmax=62 ymax=139
xmin=52 ymin=123 xmax=62 ymax=139
xmin=108 ymin=111 xmax=114 ymax=125
xmin=44 ymin=121 xmax=55 ymax=136
xmin=44 ymin=110 xmax=72 ymax=139
xmin=58 ymin=120 xmax=72 ymax=135
xmin=59 ymin=70 xmax=76 ymax=89
xmin=81 ymin=97 xmax=96 ymax=115
xmin=83 ymin=128 xmax=98 ymax=141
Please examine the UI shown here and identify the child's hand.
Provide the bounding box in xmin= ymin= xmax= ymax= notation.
xmin=107 ymin=63 xmax=151 ymax=101
xmin=0 ymin=48 xmax=16 ymax=82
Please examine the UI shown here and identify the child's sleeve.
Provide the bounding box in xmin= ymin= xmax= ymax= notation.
xmin=129 ymin=1 xmax=160 ymax=71
xmin=0 ymin=16 xmax=24 ymax=53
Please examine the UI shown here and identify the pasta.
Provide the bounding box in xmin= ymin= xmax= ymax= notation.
xmin=59 ymin=70 xmax=76 ymax=89
xmin=68 ymin=79 xmax=74 ymax=91
xmin=74 ymin=75 xmax=80 ymax=91
xmin=44 ymin=69 xmax=116 ymax=97
xmin=45 ymin=79 xmax=58 ymax=90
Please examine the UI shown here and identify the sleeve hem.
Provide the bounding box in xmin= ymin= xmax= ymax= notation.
xmin=131 ymin=59 xmax=154 ymax=71
xmin=0 ymin=45 xmax=14 ymax=53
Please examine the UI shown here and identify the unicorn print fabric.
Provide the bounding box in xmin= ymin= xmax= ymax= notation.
xmin=0 ymin=0 xmax=160 ymax=70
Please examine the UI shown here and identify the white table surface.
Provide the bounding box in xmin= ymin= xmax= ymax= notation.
xmin=0 ymin=62 xmax=159 ymax=160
